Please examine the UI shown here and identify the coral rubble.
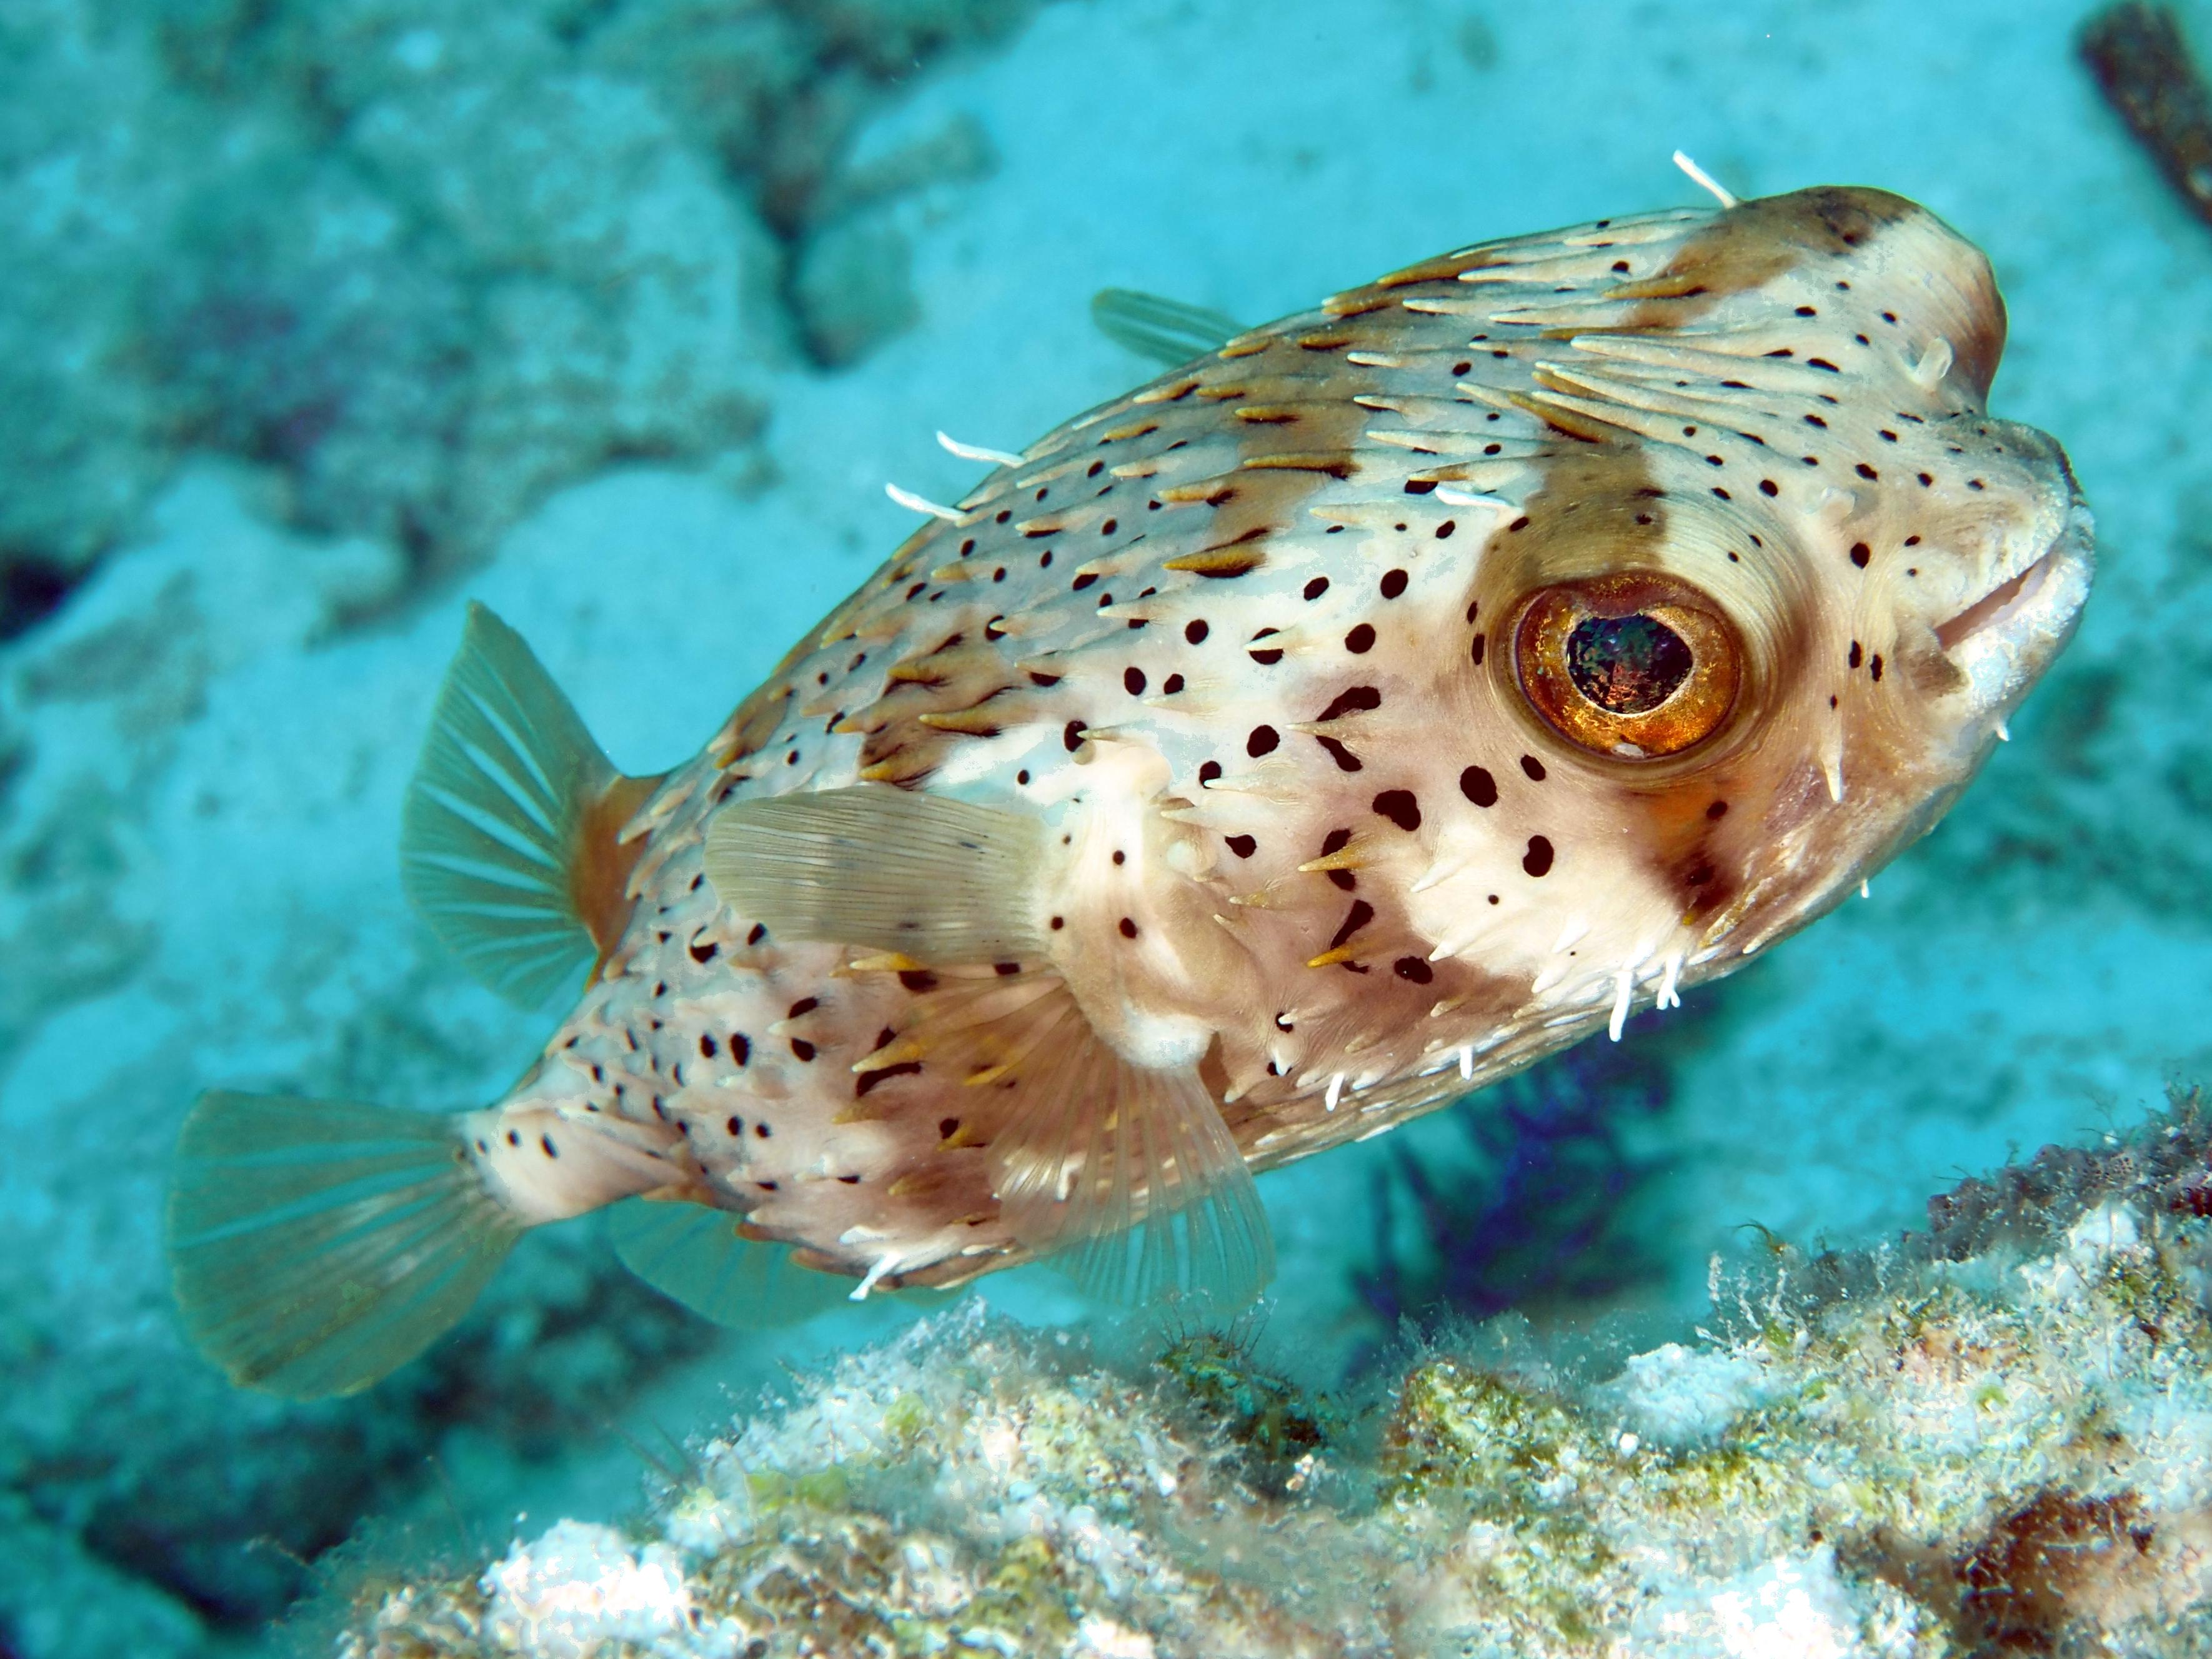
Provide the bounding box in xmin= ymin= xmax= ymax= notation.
xmin=328 ymin=1094 xmax=2212 ymax=1657
xmin=2 ymin=0 xmax=1035 ymax=626
xmin=2081 ymin=4 xmax=2212 ymax=228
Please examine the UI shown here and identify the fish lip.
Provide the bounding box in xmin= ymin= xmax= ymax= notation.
xmin=1939 ymin=492 xmax=2096 ymax=720
xmin=1933 ymin=550 xmax=2056 ymax=652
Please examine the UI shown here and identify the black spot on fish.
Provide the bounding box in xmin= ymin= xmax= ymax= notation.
xmin=732 ymin=1033 xmax=750 ymax=1065
xmin=1344 ymin=623 xmax=1376 ymax=654
xmin=1315 ymin=685 xmax=1380 ymax=723
xmin=857 ymin=1062 xmax=922 ymax=1097
xmin=1199 ymin=759 xmax=1223 ymax=784
xmin=1186 ymin=618 xmax=1210 ymax=643
xmin=1065 ymin=720 xmax=1087 ymax=752
xmin=899 ymin=969 xmax=939 ymax=993
xmin=1125 ymin=665 xmax=1147 ymax=695
xmin=542 ymin=1135 xmax=558 ymax=1158
xmin=790 ymin=1040 xmax=816 ymax=1062
xmin=1247 ymin=724 xmax=1280 ymax=757
xmin=1320 ymin=826 xmax=1356 ymax=890
xmin=1393 ymin=955 xmax=1433 ymax=984
xmin=1380 ymin=569 xmax=1408 ymax=597
xmin=1372 ymin=789 xmax=1421 ymax=831
xmin=690 ymin=935 xmax=719 ymax=963
xmin=1226 ymin=834 xmax=1257 ymax=859
xmin=700 ymin=1034 xmax=717 ymax=1058
xmin=1523 ymin=835 xmax=1555 ymax=877
xmin=1330 ymin=899 xmax=1375 ymax=950
xmin=789 ymin=997 xmax=818 ymax=1018
xmin=1119 ymin=917 xmax=1139 ymax=939
xmin=1520 ymin=754 xmax=1546 ymax=782
xmin=1460 ymin=765 xmax=1498 ymax=807
xmin=1470 ymin=634 xmax=1485 ymax=665
xmin=1304 ymin=576 xmax=1330 ymax=600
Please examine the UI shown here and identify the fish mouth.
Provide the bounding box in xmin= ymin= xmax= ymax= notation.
xmin=1937 ymin=492 xmax=2096 ymax=723
xmin=1933 ymin=550 xmax=2056 ymax=651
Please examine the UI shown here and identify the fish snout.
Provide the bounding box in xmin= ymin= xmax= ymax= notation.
xmin=1936 ymin=468 xmax=2095 ymax=732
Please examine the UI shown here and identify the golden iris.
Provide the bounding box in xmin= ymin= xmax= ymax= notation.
xmin=1511 ymin=572 xmax=1740 ymax=758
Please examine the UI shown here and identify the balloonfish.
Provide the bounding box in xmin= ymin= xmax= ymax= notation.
xmin=167 ymin=185 xmax=2092 ymax=1398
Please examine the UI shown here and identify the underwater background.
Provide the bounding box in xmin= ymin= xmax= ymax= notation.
xmin=6 ymin=0 xmax=2212 ymax=1652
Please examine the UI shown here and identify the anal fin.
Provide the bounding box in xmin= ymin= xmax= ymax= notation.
xmin=608 ymin=1198 xmax=853 ymax=1329
xmin=402 ymin=603 xmax=663 ymax=1006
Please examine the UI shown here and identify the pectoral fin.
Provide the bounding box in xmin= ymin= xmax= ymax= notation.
xmin=866 ymin=970 xmax=1275 ymax=1310
xmin=704 ymin=786 xmax=1045 ymax=964
xmin=990 ymin=1010 xmax=1274 ymax=1310
xmin=1091 ymin=288 xmax=1247 ymax=367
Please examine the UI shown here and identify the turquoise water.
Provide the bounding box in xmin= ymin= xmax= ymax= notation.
xmin=4 ymin=0 xmax=2209 ymax=1650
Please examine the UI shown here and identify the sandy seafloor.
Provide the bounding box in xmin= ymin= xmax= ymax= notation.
xmin=8 ymin=0 xmax=2212 ymax=1650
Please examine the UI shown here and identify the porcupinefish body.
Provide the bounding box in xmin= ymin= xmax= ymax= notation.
xmin=168 ymin=186 xmax=2092 ymax=1398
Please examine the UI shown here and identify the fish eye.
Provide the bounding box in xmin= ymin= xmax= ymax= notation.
xmin=1510 ymin=573 xmax=1740 ymax=758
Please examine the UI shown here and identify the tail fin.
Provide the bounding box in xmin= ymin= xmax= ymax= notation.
xmin=401 ymin=602 xmax=660 ymax=1007
xmin=166 ymin=1092 xmax=521 ymax=1399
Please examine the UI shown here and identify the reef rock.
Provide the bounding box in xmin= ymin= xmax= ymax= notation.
xmin=328 ymin=1094 xmax=2212 ymax=1657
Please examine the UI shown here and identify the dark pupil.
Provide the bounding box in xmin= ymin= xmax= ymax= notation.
xmin=1565 ymin=614 xmax=1693 ymax=714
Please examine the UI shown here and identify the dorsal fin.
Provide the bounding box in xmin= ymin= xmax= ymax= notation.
xmin=401 ymin=604 xmax=662 ymax=1006
xmin=1090 ymin=288 xmax=1247 ymax=367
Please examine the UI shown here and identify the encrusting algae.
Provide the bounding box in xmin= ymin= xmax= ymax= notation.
xmin=165 ymin=181 xmax=2091 ymax=1400
xmin=318 ymin=1089 xmax=2212 ymax=1658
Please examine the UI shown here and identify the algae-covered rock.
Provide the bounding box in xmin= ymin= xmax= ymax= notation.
xmin=324 ymin=1094 xmax=2212 ymax=1657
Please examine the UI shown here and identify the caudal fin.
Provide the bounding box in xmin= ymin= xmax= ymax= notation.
xmin=166 ymin=1092 xmax=521 ymax=1399
xmin=401 ymin=603 xmax=660 ymax=1007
